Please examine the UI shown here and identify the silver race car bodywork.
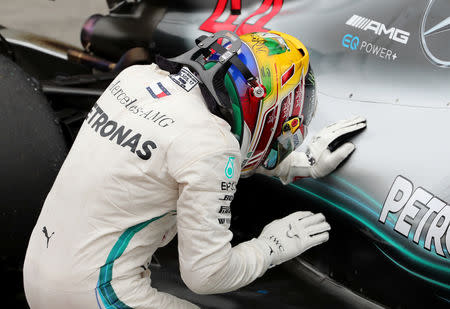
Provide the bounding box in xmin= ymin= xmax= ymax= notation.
xmin=151 ymin=0 xmax=450 ymax=296
xmin=0 ymin=0 xmax=449 ymax=307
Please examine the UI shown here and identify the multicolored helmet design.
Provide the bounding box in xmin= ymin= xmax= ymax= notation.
xmin=225 ymin=31 xmax=317 ymax=176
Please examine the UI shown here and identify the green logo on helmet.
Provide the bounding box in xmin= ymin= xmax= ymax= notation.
xmin=264 ymin=38 xmax=288 ymax=55
xmin=225 ymin=157 xmax=235 ymax=179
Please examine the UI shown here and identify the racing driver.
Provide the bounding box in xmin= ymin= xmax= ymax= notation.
xmin=23 ymin=30 xmax=366 ymax=309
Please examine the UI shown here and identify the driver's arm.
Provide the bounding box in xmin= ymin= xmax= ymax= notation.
xmin=167 ymin=129 xmax=271 ymax=294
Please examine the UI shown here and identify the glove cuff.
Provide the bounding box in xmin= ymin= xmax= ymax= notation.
xmin=256 ymin=152 xmax=312 ymax=184
xmin=282 ymin=151 xmax=312 ymax=183
xmin=251 ymin=238 xmax=274 ymax=270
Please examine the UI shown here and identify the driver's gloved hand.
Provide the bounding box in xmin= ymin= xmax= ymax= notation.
xmin=260 ymin=116 xmax=367 ymax=183
xmin=256 ymin=211 xmax=331 ymax=267
xmin=304 ymin=116 xmax=367 ymax=178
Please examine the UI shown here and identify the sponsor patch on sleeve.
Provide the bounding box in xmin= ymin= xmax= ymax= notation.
xmin=169 ymin=67 xmax=199 ymax=92
xmin=146 ymin=82 xmax=171 ymax=99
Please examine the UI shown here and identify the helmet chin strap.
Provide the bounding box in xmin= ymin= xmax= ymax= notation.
xmin=166 ymin=30 xmax=266 ymax=126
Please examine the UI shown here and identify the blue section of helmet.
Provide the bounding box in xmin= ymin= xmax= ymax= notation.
xmin=228 ymin=43 xmax=259 ymax=100
xmin=209 ymin=42 xmax=259 ymax=101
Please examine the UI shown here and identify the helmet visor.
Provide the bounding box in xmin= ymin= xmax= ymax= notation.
xmin=302 ymin=65 xmax=317 ymax=127
xmin=263 ymin=65 xmax=317 ymax=170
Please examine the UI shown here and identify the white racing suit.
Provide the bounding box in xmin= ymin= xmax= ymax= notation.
xmin=23 ymin=64 xmax=275 ymax=309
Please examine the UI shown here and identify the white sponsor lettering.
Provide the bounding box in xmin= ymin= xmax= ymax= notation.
xmin=359 ymin=41 xmax=398 ymax=61
xmin=394 ymin=187 xmax=433 ymax=237
xmin=346 ymin=14 xmax=410 ymax=45
xmin=425 ymin=206 xmax=450 ymax=257
xmin=380 ymin=176 xmax=449 ymax=258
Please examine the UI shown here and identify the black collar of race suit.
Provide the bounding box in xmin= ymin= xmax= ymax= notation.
xmin=155 ymin=31 xmax=265 ymax=130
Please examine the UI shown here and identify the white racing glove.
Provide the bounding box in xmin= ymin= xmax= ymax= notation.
xmin=257 ymin=211 xmax=330 ymax=267
xmin=305 ymin=116 xmax=366 ymax=178
xmin=259 ymin=116 xmax=367 ymax=183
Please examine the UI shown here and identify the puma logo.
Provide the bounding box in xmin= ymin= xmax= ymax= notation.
xmin=42 ymin=226 xmax=55 ymax=248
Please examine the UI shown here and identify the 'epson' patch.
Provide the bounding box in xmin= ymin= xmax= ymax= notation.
xmin=170 ymin=67 xmax=199 ymax=92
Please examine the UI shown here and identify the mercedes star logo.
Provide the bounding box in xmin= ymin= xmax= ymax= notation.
xmin=420 ymin=0 xmax=450 ymax=68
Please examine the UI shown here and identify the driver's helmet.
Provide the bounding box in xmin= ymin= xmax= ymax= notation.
xmin=223 ymin=31 xmax=317 ymax=176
